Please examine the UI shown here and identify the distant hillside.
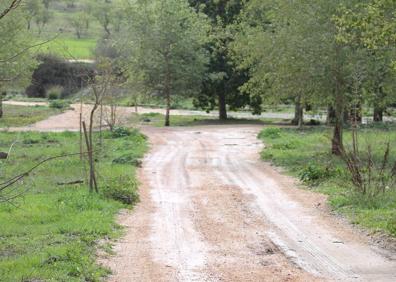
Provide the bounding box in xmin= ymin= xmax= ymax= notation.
xmin=29 ymin=0 xmax=106 ymax=59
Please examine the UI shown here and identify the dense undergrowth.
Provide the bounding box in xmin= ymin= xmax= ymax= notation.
xmin=0 ymin=128 xmax=147 ymax=281
xmin=258 ymin=125 xmax=396 ymax=237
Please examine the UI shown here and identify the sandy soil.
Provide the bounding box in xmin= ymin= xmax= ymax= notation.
xmin=99 ymin=126 xmax=396 ymax=282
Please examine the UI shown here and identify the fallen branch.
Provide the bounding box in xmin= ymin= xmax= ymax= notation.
xmin=0 ymin=150 xmax=95 ymax=203
xmin=57 ymin=180 xmax=84 ymax=186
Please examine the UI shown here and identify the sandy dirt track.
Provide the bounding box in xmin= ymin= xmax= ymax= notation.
xmin=100 ymin=126 xmax=396 ymax=282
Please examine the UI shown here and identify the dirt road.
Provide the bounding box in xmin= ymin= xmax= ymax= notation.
xmin=101 ymin=126 xmax=396 ymax=282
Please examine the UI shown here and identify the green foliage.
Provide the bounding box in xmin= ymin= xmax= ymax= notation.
xmin=189 ymin=0 xmax=252 ymax=118
xmin=49 ymin=100 xmax=70 ymax=109
xmin=115 ymin=0 xmax=210 ymax=125
xmin=299 ymin=164 xmax=336 ymax=185
xmin=47 ymin=86 xmax=63 ymax=100
xmin=0 ymin=1 xmax=37 ymax=88
xmin=102 ymin=176 xmax=139 ymax=205
xmin=109 ymin=127 xmax=141 ymax=139
xmin=258 ymin=127 xmax=281 ymax=139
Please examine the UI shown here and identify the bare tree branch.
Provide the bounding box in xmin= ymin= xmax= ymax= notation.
xmin=0 ymin=0 xmax=22 ymax=21
xmin=0 ymin=151 xmax=95 ymax=194
xmin=0 ymin=35 xmax=59 ymax=64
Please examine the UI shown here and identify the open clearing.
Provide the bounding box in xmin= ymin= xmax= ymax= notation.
xmin=3 ymin=102 xmax=396 ymax=281
xmin=100 ymin=125 xmax=396 ymax=281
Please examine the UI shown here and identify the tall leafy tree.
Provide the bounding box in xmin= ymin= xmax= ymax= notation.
xmin=233 ymin=0 xmax=367 ymax=154
xmin=117 ymin=0 xmax=209 ymax=126
xmin=0 ymin=1 xmax=36 ymax=117
xmin=189 ymin=0 xmax=253 ymax=120
xmin=0 ymin=1 xmax=35 ymax=86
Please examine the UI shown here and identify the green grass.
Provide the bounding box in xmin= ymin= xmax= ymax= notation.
xmin=36 ymin=37 xmax=97 ymax=60
xmin=258 ymin=125 xmax=396 ymax=237
xmin=0 ymin=105 xmax=61 ymax=128
xmin=131 ymin=112 xmax=281 ymax=127
xmin=0 ymin=129 xmax=147 ymax=281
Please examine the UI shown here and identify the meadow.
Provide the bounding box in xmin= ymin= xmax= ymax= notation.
xmin=0 ymin=129 xmax=147 ymax=281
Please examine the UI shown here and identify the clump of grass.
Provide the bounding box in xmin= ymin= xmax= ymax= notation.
xmin=49 ymin=100 xmax=70 ymax=110
xmin=258 ymin=127 xmax=282 ymax=139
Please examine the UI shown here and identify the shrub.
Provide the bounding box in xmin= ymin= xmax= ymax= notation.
xmin=47 ymin=86 xmax=63 ymax=100
xmin=299 ymin=164 xmax=334 ymax=184
xmin=111 ymin=127 xmax=133 ymax=138
xmin=49 ymin=100 xmax=69 ymax=109
xmin=307 ymin=119 xmax=321 ymax=126
xmin=102 ymin=176 xmax=139 ymax=205
xmin=272 ymin=141 xmax=298 ymax=150
xmin=26 ymin=54 xmax=95 ymax=98
xmin=258 ymin=128 xmax=282 ymax=139
xmin=387 ymin=218 xmax=396 ymax=236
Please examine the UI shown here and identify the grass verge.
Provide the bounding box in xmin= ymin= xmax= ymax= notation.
xmin=0 ymin=128 xmax=147 ymax=281
xmin=131 ymin=112 xmax=286 ymax=127
xmin=0 ymin=105 xmax=61 ymax=128
xmin=258 ymin=126 xmax=396 ymax=237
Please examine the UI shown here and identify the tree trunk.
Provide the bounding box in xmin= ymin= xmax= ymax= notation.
xmin=332 ymin=45 xmax=344 ymax=156
xmin=292 ymin=95 xmax=303 ymax=126
xmin=373 ymin=106 xmax=384 ymax=122
xmin=327 ymin=106 xmax=336 ymax=125
xmin=165 ymin=90 xmax=171 ymax=127
xmin=164 ymin=54 xmax=171 ymax=127
xmin=0 ymin=97 xmax=3 ymax=118
xmin=87 ymin=104 xmax=98 ymax=193
xmin=332 ymin=108 xmax=344 ymax=155
xmin=298 ymin=106 xmax=304 ymax=129
xmin=218 ymin=90 xmax=227 ymax=120
xmin=332 ymin=88 xmax=344 ymax=155
xmin=350 ymin=103 xmax=362 ymax=124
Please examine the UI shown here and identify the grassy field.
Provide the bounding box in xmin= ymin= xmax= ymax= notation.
xmin=35 ymin=38 xmax=97 ymax=60
xmin=0 ymin=105 xmax=61 ymax=128
xmin=258 ymin=126 xmax=396 ymax=237
xmin=0 ymin=128 xmax=147 ymax=281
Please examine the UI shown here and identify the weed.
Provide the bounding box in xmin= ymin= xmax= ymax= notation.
xmin=49 ymin=100 xmax=70 ymax=110
xmin=102 ymin=176 xmax=139 ymax=205
xmin=258 ymin=128 xmax=282 ymax=139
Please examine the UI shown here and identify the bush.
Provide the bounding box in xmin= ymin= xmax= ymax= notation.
xmin=47 ymin=86 xmax=63 ymax=100
xmin=110 ymin=127 xmax=139 ymax=138
xmin=299 ymin=163 xmax=335 ymax=184
xmin=26 ymin=54 xmax=95 ymax=98
xmin=387 ymin=218 xmax=396 ymax=236
xmin=102 ymin=176 xmax=139 ymax=205
xmin=307 ymin=119 xmax=321 ymax=126
xmin=258 ymin=128 xmax=282 ymax=139
xmin=272 ymin=141 xmax=298 ymax=150
xmin=49 ymin=100 xmax=69 ymax=109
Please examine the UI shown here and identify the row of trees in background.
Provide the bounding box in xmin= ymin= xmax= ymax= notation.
xmin=231 ymin=0 xmax=396 ymax=155
xmin=23 ymin=0 xmax=124 ymax=39
xmin=3 ymin=0 xmax=396 ymax=155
